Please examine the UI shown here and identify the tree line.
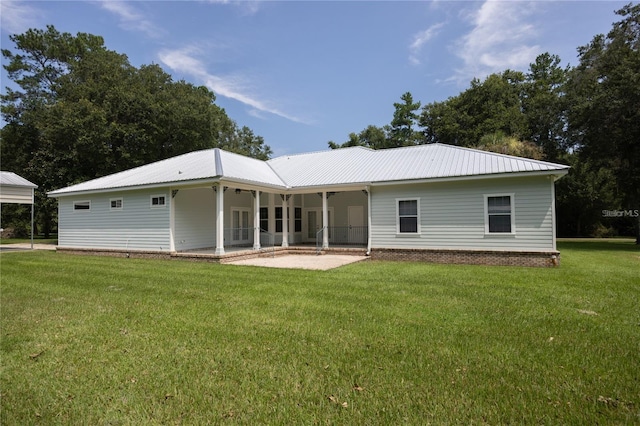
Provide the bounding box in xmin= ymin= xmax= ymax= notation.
xmin=328 ymin=4 xmax=639 ymax=242
xmin=1 ymin=26 xmax=272 ymax=238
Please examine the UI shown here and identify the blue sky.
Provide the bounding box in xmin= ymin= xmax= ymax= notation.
xmin=1 ymin=1 xmax=630 ymax=156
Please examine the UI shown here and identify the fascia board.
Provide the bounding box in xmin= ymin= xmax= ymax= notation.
xmin=370 ymin=169 xmax=569 ymax=187
xmin=48 ymin=177 xmax=223 ymax=198
xmin=284 ymin=183 xmax=372 ymax=194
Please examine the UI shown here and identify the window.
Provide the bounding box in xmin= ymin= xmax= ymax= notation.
xmin=485 ymin=194 xmax=515 ymax=234
xmin=150 ymin=195 xmax=166 ymax=208
xmin=397 ymin=199 xmax=419 ymax=234
xmin=294 ymin=207 xmax=302 ymax=233
xmin=110 ymin=198 xmax=123 ymax=210
xmin=73 ymin=200 xmax=91 ymax=211
xmin=275 ymin=207 xmax=283 ymax=233
xmin=260 ymin=207 xmax=269 ymax=232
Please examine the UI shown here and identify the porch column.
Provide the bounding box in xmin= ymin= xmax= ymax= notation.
xmin=281 ymin=194 xmax=289 ymax=247
xmin=215 ymin=184 xmax=225 ymax=255
xmin=322 ymin=191 xmax=329 ymax=249
xmin=253 ymin=190 xmax=261 ymax=250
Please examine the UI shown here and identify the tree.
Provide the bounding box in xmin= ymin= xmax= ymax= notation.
xmin=555 ymin=154 xmax=620 ymax=237
xmin=1 ymin=26 xmax=272 ymax=237
xmin=388 ymin=92 xmax=422 ymax=147
xmin=420 ymin=71 xmax=528 ymax=147
xmin=566 ymin=3 xmax=640 ymax=242
xmin=475 ymin=132 xmax=543 ymax=160
xmin=522 ymin=53 xmax=570 ymax=161
xmin=328 ymin=125 xmax=388 ymax=150
xmin=328 ymin=92 xmax=422 ymax=150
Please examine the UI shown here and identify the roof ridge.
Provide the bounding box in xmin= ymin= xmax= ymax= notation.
xmin=213 ymin=148 xmax=223 ymax=176
xmin=434 ymin=143 xmax=569 ymax=168
xmin=269 ymin=145 xmax=374 ymax=161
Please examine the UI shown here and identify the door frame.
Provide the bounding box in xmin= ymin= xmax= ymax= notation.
xmin=303 ymin=207 xmax=333 ymax=243
xmin=230 ymin=207 xmax=251 ymax=244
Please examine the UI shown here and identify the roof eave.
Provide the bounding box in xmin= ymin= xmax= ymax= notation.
xmin=371 ymin=169 xmax=569 ymax=187
xmin=47 ymin=177 xmax=223 ymax=198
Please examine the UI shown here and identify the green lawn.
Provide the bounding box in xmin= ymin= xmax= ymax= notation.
xmin=1 ymin=241 xmax=638 ymax=424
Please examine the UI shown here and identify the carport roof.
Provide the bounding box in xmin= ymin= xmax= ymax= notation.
xmin=48 ymin=144 xmax=569 ymax=197
xmin=0 ymin=171 xmax=37 ymax=188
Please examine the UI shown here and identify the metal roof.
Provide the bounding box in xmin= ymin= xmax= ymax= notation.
xmin=0 ymin=171 xmax=37 ymax=188
xmin=48 ymin=144 xmax=569 ymax=196
xmin=267 ymin=143 xmax=569 ymax=187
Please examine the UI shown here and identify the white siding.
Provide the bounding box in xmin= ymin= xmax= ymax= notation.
xmin=0 ymin=185 xmax=33 ymax=204
xmin=370 ymin=176 xmax=555 ymax=251
xmin=174 ymin=187 xmax=215 ymax=251
xmin=58 ymin=188 xmax=171 ymax=251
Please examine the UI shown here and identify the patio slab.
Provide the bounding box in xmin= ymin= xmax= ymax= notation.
xmin=226 ymin=254 xmax=369 ymax=270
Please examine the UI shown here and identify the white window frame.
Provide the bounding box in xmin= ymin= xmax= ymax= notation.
xmin=484 ymin=193 xmax=516 ymax=235
xmin=231 ymin=207 xmax=251 ymax=243
xmin=150 ymin=194 xmax=167 ymax=208
xmin=294 ymin=206 xmax=302 ymax=233
xmin=73 ymin=200 xmax=91 ymax=212
xmin=110 ymin=198 xmax=123 ymax=211
xmin=396 ymin=198 xmax=420 ymax=235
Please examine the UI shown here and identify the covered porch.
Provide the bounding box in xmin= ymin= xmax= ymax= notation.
xmin=170 ymin=182 xmax=371 ymax=256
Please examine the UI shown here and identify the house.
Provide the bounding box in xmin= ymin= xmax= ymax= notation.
xmin=48 ymin=143 xmax=569 ymax=266
xmin=1 ymin=171 xmax=38 ymax=248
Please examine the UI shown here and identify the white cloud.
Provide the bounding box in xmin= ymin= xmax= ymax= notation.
xmin=99 ymin=1 xmax=163 ymax=38
xmin=158 ymin=47 xmax=308 ymax=124
xmin=203 ymin=0 xmax=262 ymax=15
xmin=451 ymin=0 xmax=541 ymax=83
xmin=0 ymin=0 xmax=44 ymax=35
xmin=409 ymin=22 xmax=445 ymax=65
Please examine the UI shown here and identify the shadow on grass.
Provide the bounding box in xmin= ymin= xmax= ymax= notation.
xmin=558 ymin=238 xmax=639 ymax=253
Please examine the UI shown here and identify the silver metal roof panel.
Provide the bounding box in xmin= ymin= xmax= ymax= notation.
xmin=48 ymin=143 xmax=569 ymax=196
xmin=48 ymin=149 xmax=219 ymax=195
xmin=0 ymin=171 xmax=38 ymax=188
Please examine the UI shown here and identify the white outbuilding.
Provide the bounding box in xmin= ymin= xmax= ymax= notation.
xmin=0 ymin=171 xmax=38 ymax=248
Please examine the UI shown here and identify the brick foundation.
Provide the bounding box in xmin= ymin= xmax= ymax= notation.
xmin=55 ymin=246 xmax=558 ymax=267
xmin=55 ymin=246 xmax=367 ymax=264
xmin=56 ymin=247 xmax=172 ymax=260
xmin=370 ymin=248 xmax=560 ymax=267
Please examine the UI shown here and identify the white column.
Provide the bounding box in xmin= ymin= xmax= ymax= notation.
xmin=322 ymin=191 xmax=329 ymax=249
xmin=253 ymin=190 xmax=261 ymax=250
xmin=215 ymin=184 xmax=225 ymax=255
xmin=281 ymin=195 xmax=289 ymax=247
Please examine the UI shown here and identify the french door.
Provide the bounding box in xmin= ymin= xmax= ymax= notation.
xmin=304 ymin=208 xmax=332 ymax=243
xmin=231 ymin=208 xmax=250 ymax=244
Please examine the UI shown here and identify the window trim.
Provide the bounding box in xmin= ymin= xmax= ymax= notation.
xmin=275 ymin=206 xmax=283 ymax=233
xmin=294 ymin=206 xmax=302 ymax=233
xmin=259 ymin=207 xmax=269 ymax=232
xmin=110 ymin=198 xmax=123 ymax=211
xmin=484 ymin=193 xmax=516 ymax=235
xmin=396 ymin=198 xmax=420 ymax=235
xmin=150 ymin=194 xmax=167 ymax=208
xmin=73 ymin=200 xmax=91 ymax=212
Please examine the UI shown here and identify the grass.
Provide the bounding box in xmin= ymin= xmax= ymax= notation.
xmin=1 ymin=240 xmax=638 ymax=424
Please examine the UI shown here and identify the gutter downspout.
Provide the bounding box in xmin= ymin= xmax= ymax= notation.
xmin=366 ymin=185 xmax=371 ymax=256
